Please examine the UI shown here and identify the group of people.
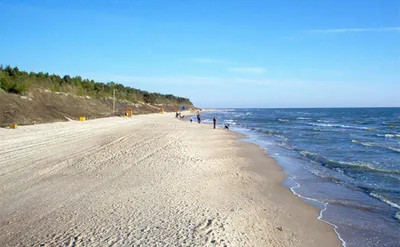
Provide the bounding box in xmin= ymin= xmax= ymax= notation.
xmin=177 ymin=112 xmax=229 ymax=130
xmin=188 ymin=115 xmax=229 ymax=130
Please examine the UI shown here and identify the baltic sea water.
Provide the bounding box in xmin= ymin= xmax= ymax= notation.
xmin=199 ymin=108 xmax=400 ymax=247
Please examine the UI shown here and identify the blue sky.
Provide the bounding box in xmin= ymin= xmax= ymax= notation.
xmin=1 ymin=0 xmax=399 ymax=108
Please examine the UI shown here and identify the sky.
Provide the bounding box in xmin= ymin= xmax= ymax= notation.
xmin=0 ymin=0 xmax=399 ymax=108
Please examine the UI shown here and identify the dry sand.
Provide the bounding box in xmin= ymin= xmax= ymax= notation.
xmin=0 ymin=114 xmax=341 ymax=246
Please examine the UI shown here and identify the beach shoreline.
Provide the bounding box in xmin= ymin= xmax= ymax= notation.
xmin=198 ymin=118 xmax=347 ymax=246
xmin=199 ymin=108 xmax=400 ymax=247
xmin=209 ymin=123 xmax=343 ymax=246
xmin=0 ymin=113 xmax=341 ymax=246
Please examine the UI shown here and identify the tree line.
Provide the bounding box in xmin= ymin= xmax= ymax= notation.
xmin=0 ymin=65 xmax=193 ymax=106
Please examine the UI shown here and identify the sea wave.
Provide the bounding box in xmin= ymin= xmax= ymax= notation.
xmin=343 ymin=162 xmax=400 ymax=175
xmin=317 ymin=119 xmax=333 ymax=123
xmin=370 ymin=193 xmax=400 ymax=210
xmin=308 ymin=123 xmax=373 ymax=130
xmin=276 ymin=135 xmax=289 ymax=141
xmin=396 ymin=212 xmax=400 ymax=221
xmin=376 ymin=133 xmax=400 ymax=138
xmin=352 ymin=139 xmax=400 ymax=152
xmin=278 ymin=119 xmax=290 ymax=122
xmin=277 ymin=142 xmax=293 ymax=150
xmin=361 ymin=142 xmax=375 ymax=147
xmin=312 ymin=128 xmax=339 ymax=132
xmin=351 ymin=140 xmax=376 ymax=147
xmin=224 ymin=119 xmax=236 ymax=125
xmin=259 ymin=129 xmax=282 ymax=135
xmin=352 ymin=120 xmax=376 ymax=125
xmin=297 ymin=117 xmax=311 ymax=120
xmin=388 ymin=147 xmax=400 ymax=153
xmin=299 ymin=151 xmax=400 ymax=175
xmin=383 ymin=122 xmax=399 ymax=129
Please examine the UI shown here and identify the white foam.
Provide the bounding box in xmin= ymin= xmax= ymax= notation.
xmin=299 ymin=150 xmax=317 ymax=157
xmin=353 ymin=140 xmax=400 ymax=153
xmin=288 ymin=176 xmax=348 ymax=247
xmin=360 ymin=142 xmax=375 ymax=147
xmin=370 ymin=193 xmax=400 ymax=210
xmin=377 ymin=133 xmax=400 ymax=138
xmin=308 ymin=123 xmax=372 ymax=130
xmin=388 ymin=147 xmax=400 ymax=153
xmin=351 ymin=139 xmax=377 ymax=147
xmin=276 ymin=135 xmax=289 ymax=141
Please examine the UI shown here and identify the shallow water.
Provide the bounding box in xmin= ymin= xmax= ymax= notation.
xmin=201 ymin=108 xmax=400 ymax=247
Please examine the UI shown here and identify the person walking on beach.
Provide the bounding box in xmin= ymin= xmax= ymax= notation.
xmin=213 ymin=117 xmax=216 ymax=129
xmin=197 ymin=114 xmax=201 ymax=124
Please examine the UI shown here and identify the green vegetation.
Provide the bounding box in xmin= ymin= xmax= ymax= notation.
xmin=0 ymin=65 xmax=193 ymax=106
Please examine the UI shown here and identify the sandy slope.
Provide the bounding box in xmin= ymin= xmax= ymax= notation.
xmin=0 ymin=89 xmax=183 ymax=126
xmin=0 ymin=114 xmax=340 ymax=246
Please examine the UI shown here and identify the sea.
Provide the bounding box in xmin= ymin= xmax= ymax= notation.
xmin=199 ymin=108 xmax=400 ymax=247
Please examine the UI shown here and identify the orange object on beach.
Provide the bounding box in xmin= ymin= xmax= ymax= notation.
xmin=124 ymin=108 xmax=133 ymax=117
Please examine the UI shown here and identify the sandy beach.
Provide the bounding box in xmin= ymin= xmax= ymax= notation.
xmin=0 ymin=113 xmax=341 ymax=246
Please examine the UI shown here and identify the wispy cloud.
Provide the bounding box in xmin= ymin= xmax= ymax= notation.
xmin=305 ymin=27 xmax=400 ymax=33
xmin=190 ymin=58 xmax=228 ymax=64
xmin=229 ymin=67 xmax=267 ymax=74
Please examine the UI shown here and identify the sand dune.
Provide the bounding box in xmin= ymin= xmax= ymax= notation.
xmin=0 ymin=114 xmax=340 ymax=246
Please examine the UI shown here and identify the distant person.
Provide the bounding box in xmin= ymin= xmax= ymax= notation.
xmin=190 ymin=118 xmax=193 ymax=123
xmin=197 ymin=114 xmax=201 ymax=124
xmin=213 ymin=117 xmax=216 ymax=129
xmin=175 ymin=112 xmax=179 ymax=118
xmin=224 ymin=123 xmax=230 ymax=130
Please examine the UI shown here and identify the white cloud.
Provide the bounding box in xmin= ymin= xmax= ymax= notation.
xmin=229 ymin=67 xmax=267 ymax=74
xmin=190 ymin=58 xmax=228 ymax=64
xmin=305 ymin=27 xmax=400 ymax=33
